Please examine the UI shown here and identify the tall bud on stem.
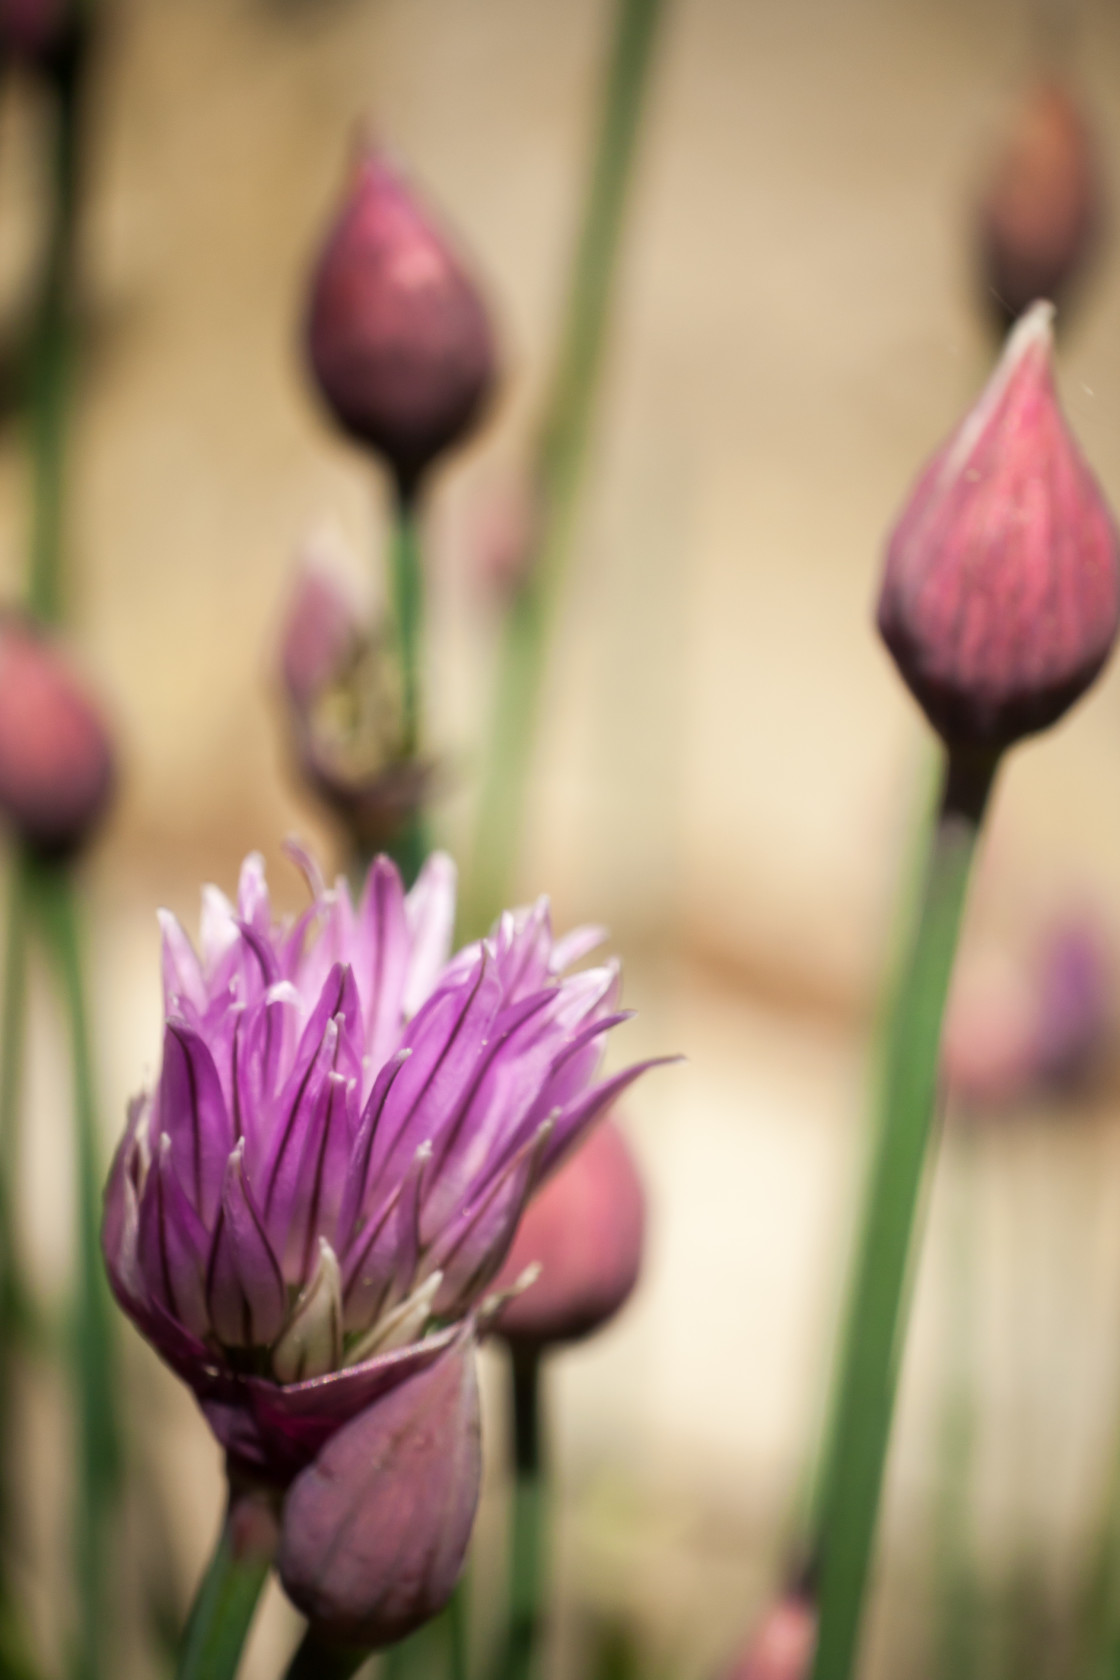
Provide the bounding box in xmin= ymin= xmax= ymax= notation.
xmin=809 ymin=304 xmax=1119 ymax=1680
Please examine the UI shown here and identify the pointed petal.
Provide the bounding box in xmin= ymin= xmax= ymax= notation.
xmin=403 ymin=852 xmax=457 ymax=1018
xmin=344 ymin=1270 xmax=442 ymax=1365
xmin=277 ymin=1328 xmax=481 ymax=1649
xmin=336 ymin=1049 xmax=411 ymax=1251
xmin=285 ymin=1070 xmax=358 ymax=1285
xmin=156 ymin=1022 xmax=234 ymax=1225
xmin=430 ymin=1123 xmax=551 ymax=1317
xmin=355 ymin=857 xmax=409 ymax=1067
xmin=206 ymin=1144 xmax=287 ymax=1348
xmin=539 ymin=1057 xmax=680 ymax=1176
xmin=272 ymin=1239 xmax=344 ymax=1383
xmin=237 ymin=852 xmax=271 ymax=931
xmin=548 ymin=923 xmax=607 ymax=974
xmin=158 ymin=910 xmax=207 ymax=1014
xmin=137 ymin=1135 xmax=211 ymax=1338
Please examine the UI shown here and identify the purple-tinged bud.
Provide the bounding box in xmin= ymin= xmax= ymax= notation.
xmin=277 ymin=1328 xmax=480 ymax=1647
xmin=942 ymin=953 xmax=1034 ymax=1112
xmin=724 ymin=1592 xmax=816 ymax=1680
xmin=1032 ymin=916 xmax=1110 ymax=1090
xmin=280 ymin=559 xmax=363 ymax=714
xmin=878 ymin=301 xmax=1120 ymax=753
xmin=0 ymin=0 xmax=70 ymax=63
xmin=492 ymin=1116 xmax=645 ymax=1348
xmin=978 ymin=79 xmax=1101 ymax=329
xmin=305 ymin=146 xmax=497 ymax=495
xmin=0 ymin=615 xmax=114 ymax=856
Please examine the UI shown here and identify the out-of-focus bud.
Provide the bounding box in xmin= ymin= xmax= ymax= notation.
xmin=278 ymin=550 xmax=431 ymax=852
xmin=878 ymin=301 xmax=1120 ymax=753
xmin=724 ymin=1591 xmax=816 ymax=1680
xmin=943 ymin=951 xmax=1035 ymax=1111
xmin=492 ymin=1117 xmax=645 ymax=1348
xmin=978 ymin=79 xmax=1101 ymax=329
xmin=277 ymin=1330 xmax=481 ymax=1649
xmin=0 ymin=614 xmax=114 ymax=856
xmin=306 ymin=145 xmax=497 ymax=496
xmin=1032 ymin=916 xmax=1111 ymax=1089
xmin=0 ymin=0 xmax=70 ymax=63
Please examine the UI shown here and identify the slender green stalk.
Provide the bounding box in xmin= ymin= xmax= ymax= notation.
xmin=378 ymin=487 xmax=426 ymax=889
xmin=378 ymin=1585 xmax=467 ymax=1680
xmin=27 ymin=36 xmax=86 ymax=626
xmin=30 ymin=860 xmax=118 ymax=1680
xmin=933 ymin=1125 xmax=981 ymax=1680
xmin=283 ymin=1630 xmax=368 ymax=1680
xmin=809 ymin=748 xmax=998 ymax=1680
xmin=177 ymin=1502 xmax=273 ymax=1680
xmin=465 ymin=0 xmax=667 ymax=935
xmin=499 ymin=1346 xmax=547 ymax=1680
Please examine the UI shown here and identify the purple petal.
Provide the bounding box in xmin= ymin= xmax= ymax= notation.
xmin=282 ymin=1070 xmax=359 ymax=1286
xmin=233 ymin=985 xmax=300 ymax=1163
xmin=335 ymin=1050 xmax=411 ymax=1252
xmin=276 ymin=1328 xmax=481 ymax=1648
xmin=354 ymin=856 xmax=409 ymax=1066
xmin=538 ymin=1057 xmax=679 ymax=1176
xmin=402 ymin=853 xmax=457 ymax=1016
xmin=548 ymin=923 xmax=607 ymax=974
xmin=156 ymin=1022 xmax=235 ymax=1226
xmin=429 ymin=1124 xmax=550 ymax=1317
xmin=137 ymin=1136 xmax=211 ymax=1338
xmin=206 ymin=1144 xmax=287 ymax=1348
xmin=237 ymin=852 xmax=272 ymax=932
xmin=157 ymin=910 xmax=206 ymax=1014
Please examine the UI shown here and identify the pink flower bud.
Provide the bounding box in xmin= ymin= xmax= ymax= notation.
xmin=276 ymin=1330 xmax=481 ymax=1649
xmin=306 ymin=146 xmax=497 ymax=495
xmin=724 ymin=1592 xmax=816 ymax=1680
xmin=978 ymin=79 xmax=1101 ymax=328
xmin=492 ymin=1117 xmax=645 ymax=1348
xmin=279 ymin=559 xmax=363 ymax=713
xmin=877 ymin=301 xmax=1120 ymax=752
xmin=0 ymin=615 xmax=114 ymax=855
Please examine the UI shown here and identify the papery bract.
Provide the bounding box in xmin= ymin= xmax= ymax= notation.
xmin=102 ymin=847 xmax=660 ymax=1483
xmin=878 ymin=301 xmax=1120 ymax=751
xmin=277 ymin=1326 xmax=480 ymax=1648
xmin=493 ymin=1115 xmax=645 ymax=1347
xmin=306 ymin=145 xmax=497 ymax=493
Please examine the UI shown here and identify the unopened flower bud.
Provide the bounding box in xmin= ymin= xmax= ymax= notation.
xmin=724 ymin=1591 xmax=816 ymax=1680
xmin=277 ymin=1330 xmax=481 ymax=1648
xmin=0 ymin=0 xmax=70 ymax=63
xmin=492 ymin=1116 xmax=645 ymax=1348
xmin=878 ymin=301 xmax=1120 ymax=753
xmin=978 ymin=79 xmax=1101 ymax=328
xmin=280 ymin=558 xmax=363 ymax=714
xmin=0 ymin=615 xmax=114 ymax=855
xmin=306 ymin=146 xmax=497 ymax=495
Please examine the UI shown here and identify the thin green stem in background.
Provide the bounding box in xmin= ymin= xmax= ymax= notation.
xmin=809 ymin=748 xmax=998 ymax=1680
xmin=465 ymin=0 xmax=667 ymax=935
xmin=499 ymin=1346 xmax=547 ymax=1680
xmin=383 ymin=488 xmax=427 ymax=888
xmin=176 ymin=1502 xmax=273 ymax=1680
xmin=378 ymin=1582 xmax=467 ymax=1680
xmin=30 ymin=861 xmax=118 ymax=1680
xmin=27 ymin=39 xmax=85 ymax=626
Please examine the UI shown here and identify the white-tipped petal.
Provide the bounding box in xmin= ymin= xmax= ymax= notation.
xmin=272 ymin=1238 xmax=343 ymax=1383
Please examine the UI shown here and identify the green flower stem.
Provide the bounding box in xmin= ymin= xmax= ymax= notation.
xmin=500 ymin=1346 xmax=547 ymax=1680
xmin=177 ymin=1493 xmax=275 ymax=1680
xmin=384 ymin=486 xmax=427 ymax=889
xmin=464 ymin=0 xmax=667 ymax=936
xmin=29 ymin=860 xmax=118 ymax=1680
xmin=809 ymin=747 xmax=998 ymax=1680
xmin=283 ymin=1632 xmax=368 ymax=1680
xmin=27 ymin=34 xmax=86 ymax=627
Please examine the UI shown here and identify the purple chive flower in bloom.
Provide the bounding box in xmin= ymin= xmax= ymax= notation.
xmin=102 ymin=848 xmax=659 ymax=1637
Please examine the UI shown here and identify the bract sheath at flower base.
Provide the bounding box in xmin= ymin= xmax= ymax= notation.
xmin=0 ymin=614 xmax=114 ymax=856
xmin=306 ymin=145 xmax=497 ymax=494
xmin=878 ymin=301 xmax=1120 ymax=753
xmin=102 ymin=848 xmax=666 ymax=1640
xmin=492 ymin=1114 xmax=645 ymax=1348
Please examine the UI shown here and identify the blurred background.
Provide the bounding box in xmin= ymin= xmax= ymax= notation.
xmin=6 ymin=0 xmax=1120 ymax=1675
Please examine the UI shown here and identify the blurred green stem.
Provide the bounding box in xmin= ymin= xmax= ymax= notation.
xmin=31 ymin=860 xmax=118 ymax=1680
xmin=283 ymin=1630 xmax=368 ymax=1680
xmin=809 ymin=748 xmax=997 ymax=1680
xmin=499 ymin=1346 xmax=546 ymax=1680
xmin=177 ymin=1499 xmax=273 ymax=1680
xmin=384 ymin=488 xmax=427 ymax=888
xmin=0 ymin=850 xmax=32 ymax=1661
xmin=465 ymin=0 xmax=667 ymax=935
xmin=28 ymin=36 xmax=85 ymax=626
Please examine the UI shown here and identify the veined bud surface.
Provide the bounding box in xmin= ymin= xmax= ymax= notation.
xmin=0 ymin=616 xmax=114 ymax=856
xmin=306 ymin=146 xmax=497 ymax=494
xmin=878 ymin=301 xmax=1120 ymax=752
xmin=492 ymin=1115 xmax=645 ymax=1348
xmin=978 ymin=79 xmax=1101 ymax=328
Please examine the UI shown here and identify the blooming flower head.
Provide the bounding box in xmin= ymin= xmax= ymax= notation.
xmin=878 ymin=301 xmax=1120 ymax=752
xmin=103 ymin=848 xmax=655 ymax=1484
